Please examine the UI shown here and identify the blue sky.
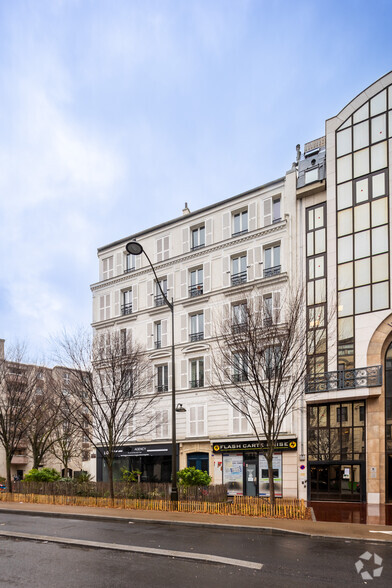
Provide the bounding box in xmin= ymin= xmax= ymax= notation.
xmin=1 ymin=0 xmax=391 ymax=361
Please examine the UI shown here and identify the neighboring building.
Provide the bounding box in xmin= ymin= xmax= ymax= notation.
xmin=91 ymin=71 xmax=392 ymax=505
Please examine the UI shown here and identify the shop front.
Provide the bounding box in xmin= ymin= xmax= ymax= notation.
xmin=96 ymin=443 xmax=179 ymax=483
xmin=212 ymin=438 xmax=297 ymax=497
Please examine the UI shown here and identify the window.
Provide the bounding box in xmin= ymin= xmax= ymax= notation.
xmin=190 ymin=313 xmax=204 ymax=342
xmin=264 ymin=346 xmax=281 ymax=379
xmin=231 ymin=254 xmax=247 ymax=286
xmin=190 ymin=358 xmax=204 ymax=388
xmin=63 ymin=372 xmax=70 ymax=385
xmin=122 ymin=290 xmax=132 ymax=315
xmin=156 ymin=365 xmax=168 ymax=392
xmin=125 ymin=253 xmax=136 ymax=273
xmin=233 ymin=210 xmax=248 ymax=236
xmin=305 ymin=168 xmax=319 ymax=184
xmin=232 ymin=303 xmax=247 ymax=332
xmin=189 ymin=406 xmax=206 ymax=436
xmin=102 ymin=257 xmax=114 ymax=280
xmin=156 ymin=410 xmax=169 ymax=438
xmin=155 ymin=321 xmax=162 ymax=349
xmin=123 ymin=369 xmax=134 ymax=398
xmin=263 ymin=295 xmax=273 ymax=326
xmin=233 ymin=352 xmax=248 ymax=382
xmin=191 ymin=226 xmax=205 ymax=250
xmin=264 ymin=245 xmax=281 ymax=277
xmin=189 ymin=268 xmax=203 ymax=297
xmin=35 ymin=387 xmax=43 ymax=396
xmin=233 ymin=405 xmax=249 ymax=434
xmin=273 ymin=198 xmax=281 ymax=223
xmin=155 ymin=278 xmax=167 ymax=307
xmin=337 ymin=406 xmax=348 ymax=423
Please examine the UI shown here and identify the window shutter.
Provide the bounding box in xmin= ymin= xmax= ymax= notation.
xmin=115 ymin=291 xmax=120 ymax=316
xmin=198 ymin=406 xmax=206 ymax=436
xmin=147 ymin=279 xmax=153 ymax=308
xmin=163 ymin=236 xmax=170 ymax=260
xmin=249 ymin=202 xmax=257 ymax=231
xmin=222 ymin=212 xmax=230 ymax=240
xmin=247 ymin=249 xmax=254 ymax=281
xmin=162 ymin=319 xmax=168 ymax=347
xmin=105 ymin=295 xmax=110 ymax=319
xmin=181 ymin=359 xmax=188 ymax=389
xmin=133 ymin=285 xmax=138 ymax=312
xmin=204 ymin=355 xmax=211 ymax=387
xmin=204 ymin=308 xmax=211 ymax=338
xmin=167 ymin=273 xmax=174 ymax=300
xmin=180 ymin=270 xmax=187 ymax=299
xmin=108 ymin=257 xmax=114 ymax=278
xmin=254 ymin=246 xmax=262 ymax=279
xmin=147 ymin=322 xmax=153 ymax=350
xmin=180 ymin=313 xmax=187 ymax=343
xmin=156 ymin=238 xmax=163 ymax=262
xmin=116 ymin=252 xmax=122 ymax=276
xmin=182 ymin=228 xmax=189 ymax=253
xmin=93 ymin=296 xmax=100 ymax=323
xmin=99 ymin=296 xmax=104 ymax=321
xmin=204 ymin=261 xmax=211 ymax=293
xmin=222 ymin=256 xmax=230 ymax=287
xmin=263 ymin=198 xmax=272 ymax=226
xmin=205 ymin=219 xmax=213 ymax=245
xmin=273 ymin=291 xmax=281 ymax=323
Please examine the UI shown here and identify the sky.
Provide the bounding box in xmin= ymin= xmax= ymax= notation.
xmin=1 ymin=0 xmax=392 ymax=362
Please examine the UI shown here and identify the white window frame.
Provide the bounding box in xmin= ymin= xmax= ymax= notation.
xmin=232 ymin=209 xmax=248 ymax=236
xmin=190 ymin=312 xmax=204 ymax=341
xmin=156 ymin=364 xmax=168 ymax=392
xmin=190 ymin=358 xmax=204 ymax=388
xmin=191 ymin=225 xmax=205 ymax=250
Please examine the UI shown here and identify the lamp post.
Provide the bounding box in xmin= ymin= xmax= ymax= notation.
xmin=125 ymin=240 xmax=179 ymax=502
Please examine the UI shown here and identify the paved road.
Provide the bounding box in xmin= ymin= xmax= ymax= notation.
xmin=0 ymin=512 xmax=391 ymax=587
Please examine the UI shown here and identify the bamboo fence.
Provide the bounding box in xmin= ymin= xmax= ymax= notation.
xmin=0 ymin=492 xmax=310 ymax=519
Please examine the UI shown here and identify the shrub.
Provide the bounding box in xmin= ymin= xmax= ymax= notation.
xmin=121 ymin=467 xmax=142 ymax=483
xmin=24 ymin=468 xmax=61 ymax=482
xmin=177 ymin=467 xmax=211 ymax=487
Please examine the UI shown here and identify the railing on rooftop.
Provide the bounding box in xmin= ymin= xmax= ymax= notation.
xmin=306 ymin=365 xmax=382 ymax=394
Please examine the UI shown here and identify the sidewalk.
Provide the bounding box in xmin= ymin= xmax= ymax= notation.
xmin=0 ymin=500 xmax=392 ymax=542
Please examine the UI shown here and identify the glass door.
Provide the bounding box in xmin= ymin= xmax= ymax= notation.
xmin=244 ymin=459 xmax=257 ymax=496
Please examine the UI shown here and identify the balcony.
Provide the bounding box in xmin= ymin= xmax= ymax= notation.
xmin=263 ymin=265 xmax=281 ymax=278
xmin=154 ymin=340 xmax=162 ymax=350
xmin=189 ymin=283 xmax=203 ymax=297
xmin=232 ymin=229 xmax=248 ymax=237
xmin=231 ymin=271 xmax=247 ymax=286
xmin=121 ymin=303 xmax=132 ymax=315
xmin=190 ymin=379 xmax=204 ymax=388
xmin=232 ymin=372 xmax=248 ymax=383
xmin=191 ymin=243 xmax=205 ymax=251
xmin=306 ymin=365 xmax=382 ymax=394
xmin=190 ymin=332 xmax=204 ymax=342
xmin=11 ymin=455 xmax=28 ymax=465
xmin=124 ymin=267 xmax=135 ymax=274
xmin=232 ymin=322 xmax=247 ymax=334
xmin=155 ymin=294 xmax=167 ymax=307
xmin=156 ymin=384 xmax=169 ymax=392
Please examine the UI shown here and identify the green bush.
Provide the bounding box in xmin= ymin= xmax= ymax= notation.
xmin=121 ymin=467 xmax=142 ymax=483
xmin=24 ymin=468 xmax=61 ymax=482
xmin=177 ymin=467 xmax=211 ymax=487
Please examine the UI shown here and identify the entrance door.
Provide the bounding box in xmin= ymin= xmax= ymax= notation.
xmin=245 ymin=461 xmax=257 ymax=496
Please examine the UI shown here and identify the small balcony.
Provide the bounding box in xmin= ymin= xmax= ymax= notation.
xmin=121 ymin=303 xmax=132 ymax=315
xmin=191 ymin=243 xmax=205 ymax=251
xmin=232 ymin=372 xmax=248 ymax=383
xmin=189 ymin=283 xmax=203 ymax=297
xmin=306 ymin=365 xmax=382 ymax=394
xmin=154 ymin=340 xmax=162 ymax=350
xmin=11 ymin=455 xmax=28 ymax=465
xmin=190 ymin=379 xmax=204 ymax=388
xmin=263 ymin=265 xmax=281 ymax=278
xmin=231 ymin=271 xmax=247 ymax=286
xmin=232 ymin=322 xmax=247 ymax=334
xmin=155 ymin=294 xmax=167 ymax=307
xmin=124 ymin=267 xmax=135 ymax=274
xmin=232 ymin=229 xmax=248 ymax=237
xmin=190 ymin=331 xmax=204 ymax=342
xmin=156 ymin=384 xmax=169 ymax=392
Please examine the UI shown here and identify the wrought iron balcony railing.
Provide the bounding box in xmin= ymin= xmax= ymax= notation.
xmin=155 ymin=294 xmax=167 ymax=307
xmin=156 ymin=384 xmax=169 ymax=392
xmin=263 ymin=265 xmax=281 ymax=278
xmin=124 ymin=267 xmax=135 ymax=273
xmin=190 ymin=379 xmax=204 ymax=388
xmin=191 ymin=242 xmax=205 ymax=251
xmin=232 ymin=372 xmax=248 ymax=383
xmin=306 ymin=365 xmax=382 ymax=394
xmin=121 ymin=303 xmax=133 ymax=315
xmin=189 ymin=283 xmax=203 ymax=297
xmin=232 ymin=321 xmax=247 ymax=334
xmin=154 ymin=340 xmax=161 ymax=349
xmin=190 ymin=331 xmax=204 ymax=342
xmin=231 ymin=271 xmax=247 ymax=286
xmin=232 ymin=228 xmax=248 ymax=237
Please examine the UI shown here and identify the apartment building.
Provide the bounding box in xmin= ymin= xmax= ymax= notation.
xmin=91 ymin=71 xmax=392 ymax=505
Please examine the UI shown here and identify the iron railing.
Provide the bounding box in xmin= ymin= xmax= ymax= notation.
xmin=121 ymin=303 xmax=133 ymax=315
xmin=154 ymin=294 xmax=167 ymax=307
xmin=156 ymin=384 xmax=169 ymax=392
xmin=191 ymin=243 xmax=205 ymax=251
xmin=189 ymin=283 xmax=203 ymax=297
xmin=190 ymin=332 xmax=204 ymax=342
xmin=190 ymin=379 xmax=204 ymax=388
xmin=232 ymin=322 xmax=247 ymax=334
xmin=232 ymin=229 xmax=248 ymax=237
xmin=154 ymin=340 xmax=161 ymax=349
xmin=231 ymin=271 xmax=247 ymax=286
xmin=306 ymin=365 xmax=382 ymax=394
xmin=264 ymin=265 xmax=281 ymax=278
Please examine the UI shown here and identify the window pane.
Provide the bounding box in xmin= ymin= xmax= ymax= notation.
xmin=338 ymin=290 xmax=353 ymax=317
xmin=338 ymin=317 xmax=354 ymax=340
xmin=372 ymin=172 xmax=386 ymax=197
xmin=389 ymin=110 xmax=392 ymax=138
xmin=371 ymin=141 xmax=387 ymax=172
xmin=353 ymin=103 xmax=368 ymax=124
xmin=372 ymin=281 xmax=389 ymax=311
xmin=307 ymin=281 xmax=314 ymax=305
xmin=355 ymin=178 xmax=369 ymax=203
xmin=337 ymin=128 xmax=352 ymax=157
xmin=307 ymin=208 xmax=314 ymax=230
xmin=274 ymin=245 xmax=280 ymax=266
xmin=264 ymin=248 xmax=271 ymax=268
xmin=354 ymin=258 xmax=370 ymax=286
xmin=337 ymin=182 xmax=352 ymax=209
xmin=308 ymin=258 xmax=314 ymax=280
xmin=354 ymin=203 xmax=370 ymax=232
xmin=355 ymin=285 xmax=371 ymax=313
xmin=307 ymin=233 xmax=314 ymax=256
xmin=337 ymin=154 xmax=352 ymax=183
xmin=372 ymin=225 xmax=388 ymax=254
xmin=372 ymin=253 xmax=389 ymax=282
xmin=305 ymin=168 xmax=318 ymax=184
xmin=353 ymin=148 xmax=369 ymax=178
xmin=353 ymin=120 xmax=369 ymax=151
xmin=314 ymin=206 xmax=324 ymax=228
xmin=370 ymin=90 xmax=386 ymax=116
xmin=338 ymin=235 xmax=353 ymax=263
xmin=371 ymin=113 xmax=386 ymax=143
xmin=315 ymin=279 xmax=326 ymax=304
xmin=314 ymin=256 xmax=324 ymax=278
xmin=338 ymin=262 xmax=353 ymax=289
xmin=338 ymin=209 xmax=352 ymax=236
xmin=314 ymin=229 xmax=325 ymax=254
xmin=354 ymin=230 xmax=370 ymax=259
xmin=372 ymin=197 xmax=388 ymax=227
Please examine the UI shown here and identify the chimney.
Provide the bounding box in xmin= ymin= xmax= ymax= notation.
xmin=182 ymin=202 xmax=191 ymax=215
xmin=0 ymin=339 xmax=5 ymax=360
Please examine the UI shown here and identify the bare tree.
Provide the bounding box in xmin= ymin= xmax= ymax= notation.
xmin=211 ymin=288 xmax=314 ymax=505
xmin=0 ymin=342 xmax=41 ymax=490
xmin=55 ymin=329 xmax=156 ymax=500
xmin=49 ymin=419 xmax=84 ymax=477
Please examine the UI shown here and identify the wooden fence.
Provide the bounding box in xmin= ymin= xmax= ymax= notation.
xmin=0 ymin=492 xmax=310 ymax=519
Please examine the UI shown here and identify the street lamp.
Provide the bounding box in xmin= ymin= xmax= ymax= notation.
xmin=125 ymin=240 xmax=179 ymax=502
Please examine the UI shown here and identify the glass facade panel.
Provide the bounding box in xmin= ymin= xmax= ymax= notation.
xmin=338 ymin=235 xmax=353 ymax=263
xmin=371 ymin=141 xmax=388 ymax=172
xmin=353 ymin=148 xmax=369 ymax=178
xmin=372 ymin=172 xmax=386 ymax=197
xmin=338 ymin=289 xmax=353 ymax=317
xmin=330 ymin=429 xmax=341 ymax=460
xmin=370 ymin=89 xmax=386 ymax=116
xmin=372 ymin=197 xmax=388 ymax=226
xmin=314 ymin=206 xmax=324 ymax=228
xmin=372 ymin=281 xmax=389 ymax=310
xmin=307 ymin=281 xmax=314 ymax=305
xmin=314 ymin=256 xmax=325 ymax=278
xmin=354 ymin=258 xmax=370 ymax=286
xmin=308 ymin=258 xmax=314 ymax=280
xmin=314 ymin=228 xmax=326 ymax=254
xmin=372 ymin=253 xmax=389 ymax=282
xmin=389 ymin=110 xmax=392 ymax=138
xmin=372 ymin=225 xmax=388 ymax=254
xmin=353 ymin=120 xmax=369 ymax=151
xmin=371 ymin=113 xmax=386 ymax=143
xmin=355 ymin=285 xmax=371 ymax=314
xmin=337 ymin=182 xmax=352 ymax=209
xmin=337 ymin=128 xmax=352 ymax=157
xmin=338 ymin=317 xmax=354 ymax=340
xmin=337 ymin=154 xmax=352 ymax=183
xmin=354 ymin=203 xmax=370 ymax=232
xmin=354 ymin=230 xmax=370 ymax=259
xmin=353 ymin=103 xmax=368 ymax=124
xmin=338 ymin=209 xmax=352 ymax=236
xmin=315 ymin=279 xmax=326 ymax=304
xmin=307 ymin=232 xmax=314 ymax=256
xmin=338 ymin=262 xmax=353 ymax=289
xmin=355 ymin=178 xmax=369 ymax=203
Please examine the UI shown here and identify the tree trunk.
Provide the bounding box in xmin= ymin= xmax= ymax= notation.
xmin=267 ymin=453 xmax=275 ymax=507
xmin=6 ymin=455 xmax=12 ymax=493
xmin=107 ymin=462 xmax=114 ymax=504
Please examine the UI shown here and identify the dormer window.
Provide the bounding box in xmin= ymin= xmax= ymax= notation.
xmin=305 ymin=168 xmax=319 ymax=184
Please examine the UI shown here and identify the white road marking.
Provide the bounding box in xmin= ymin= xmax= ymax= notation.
xmin=369 ymin=530 xmax=392 ymax=535
xmin=0 ymin=530 xmax=262 ymax=570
